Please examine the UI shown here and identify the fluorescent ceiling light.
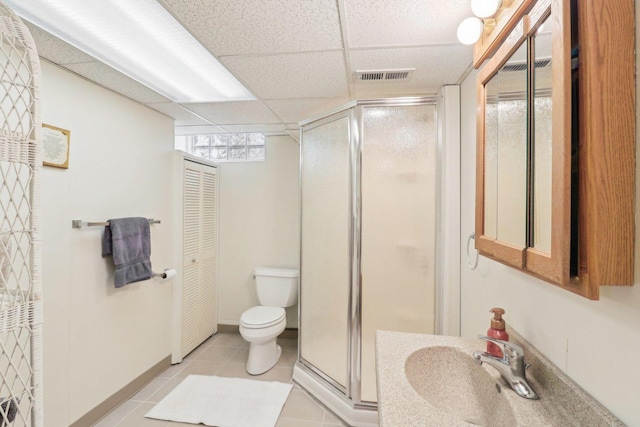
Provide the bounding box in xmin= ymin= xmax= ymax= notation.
xmin=5 ymin=0 xmax=255 ymax=103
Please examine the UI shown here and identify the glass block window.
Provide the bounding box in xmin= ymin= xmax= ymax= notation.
xmin=178 ymin=133 xmax=266 ymax=162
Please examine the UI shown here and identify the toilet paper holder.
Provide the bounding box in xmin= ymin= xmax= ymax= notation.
xmin=154 ymin=268 xmax=177 ymax=280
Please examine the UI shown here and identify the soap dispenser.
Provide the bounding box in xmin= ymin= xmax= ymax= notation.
xmin=487 ymin=307 xmax=509 ymax=358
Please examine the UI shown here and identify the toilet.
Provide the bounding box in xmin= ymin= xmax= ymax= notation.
xmin=239 ymin=267 xmax=298 ymax=375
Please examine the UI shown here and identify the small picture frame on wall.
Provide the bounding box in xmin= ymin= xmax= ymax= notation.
xmin=42 ymin=123 xmax=70 ymax=169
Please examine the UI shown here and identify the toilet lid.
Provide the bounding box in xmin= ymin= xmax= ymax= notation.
xmin=241 ymin=306 xmax=285 ymax=328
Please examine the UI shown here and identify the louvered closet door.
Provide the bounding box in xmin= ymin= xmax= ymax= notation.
xmin=182 ymin=160 xmax=217 ymax=357
xmin=199 ymin=169 xmax=217 ymax=339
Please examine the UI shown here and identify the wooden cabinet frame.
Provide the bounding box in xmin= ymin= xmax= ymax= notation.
xmin=475 ymin=0 xmax=635 ymax=299
xmin=475 ymin=18 xmax=529 ymax=270
xmin=576 ymin=0 xmax=635 ymax=295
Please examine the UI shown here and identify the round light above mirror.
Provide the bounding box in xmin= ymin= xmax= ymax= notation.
xmin=457 ymin=17 xmax=484 ymax=45
xmin=471 ymin=0 xmax=502 ymax=19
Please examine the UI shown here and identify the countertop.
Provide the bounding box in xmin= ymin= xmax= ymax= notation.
xmin=375 ymin=329 xmax=623 ymax=426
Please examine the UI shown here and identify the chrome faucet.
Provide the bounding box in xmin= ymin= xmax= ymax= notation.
xmin=472 ymin=335 xmax=539 ymax=400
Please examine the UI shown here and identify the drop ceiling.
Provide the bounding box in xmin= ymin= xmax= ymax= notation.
xmin=23 ymin=0 xmax=474 ymax=141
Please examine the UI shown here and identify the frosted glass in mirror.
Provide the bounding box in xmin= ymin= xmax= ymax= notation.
xmin=360 ymin=105 xmax=436 ymax=403
xmin=300 ymin=115 xmax=350 ymax=389
xmin=495 ymin=42 xmax=527 ymax=247
xmin=484 ymin=76 xmax=499 ymax=239
xmin=533 ymin=18 xmax=553 ymax=252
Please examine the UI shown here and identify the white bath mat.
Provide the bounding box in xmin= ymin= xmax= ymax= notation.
xmin=145 ymin=375 xmax=293 ymax=427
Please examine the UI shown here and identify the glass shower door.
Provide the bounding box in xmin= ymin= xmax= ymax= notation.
xmin=300 ymin=113 xmax=351 ymax=390
xmin=359 ymin=104 xmax=437 ymax=403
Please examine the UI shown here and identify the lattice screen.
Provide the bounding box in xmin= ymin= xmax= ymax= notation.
xmin=0 ymin=2 xmax=42 ymax=426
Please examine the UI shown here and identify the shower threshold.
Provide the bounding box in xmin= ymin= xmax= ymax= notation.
xmin=293 ymin=363 xmax=379 ymax=427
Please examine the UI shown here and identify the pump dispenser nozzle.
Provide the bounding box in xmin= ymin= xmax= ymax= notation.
xmin=487 ymin=307 xmax=508 ymax=357
xmin=490 ymin=307 xmax=506 ymax=330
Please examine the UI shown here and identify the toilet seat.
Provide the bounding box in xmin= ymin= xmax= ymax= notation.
xmin=240 ymin=306 xmax=285 ymax=329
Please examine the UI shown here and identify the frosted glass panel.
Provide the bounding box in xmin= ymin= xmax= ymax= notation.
xmin=300 ymin=115 xmax=350 ymax=389
xmin=496 ymin=42 xmax=527 ymax=247
xmin=484 ymin=78 xmax=499 ymax=238
xmin=496 ymin=98 xmax=527 ymax=246
xmin=533 ymin=19 xmax=553 ymax=252
xmin=360 ymin=105 xmax=436 ymax=403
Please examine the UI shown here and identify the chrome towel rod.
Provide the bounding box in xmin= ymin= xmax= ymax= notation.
xmin=71 ymin=218 xmax=161 ymax=229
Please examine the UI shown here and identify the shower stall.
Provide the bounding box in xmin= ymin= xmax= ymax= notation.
xmin=294 ymin=96 xmax=454 ymax=426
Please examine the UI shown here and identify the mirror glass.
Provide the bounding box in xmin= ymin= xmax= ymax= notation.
xmin=532 ymin=16 xmax=553 ymax=252
xmin=484 ymin=41 xmax=528 ymax=247
xmin=484 ymin=71 xmax=499 ymax=239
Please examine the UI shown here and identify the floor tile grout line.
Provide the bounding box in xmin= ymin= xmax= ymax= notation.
xmin=109 ymin=400 xmax=144 ymax=427
xmin=293 ymin=381 xmax=348 ymax=426
xmin=207 ymin=345 xmax=248 ymax=374
xmin=278 ymin=414 xmax=329 ymax=422
xmin=133 ymin=376 xmax=173 ymax=402
xmin=159 ymin=360 xmax=192 ymax=381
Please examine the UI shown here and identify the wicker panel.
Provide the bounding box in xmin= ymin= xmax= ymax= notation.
xmin=0 ymin=4 xmax=42 ymax=426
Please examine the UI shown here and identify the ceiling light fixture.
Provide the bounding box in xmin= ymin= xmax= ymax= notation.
xmin=457 ymin=17 xmax=485 ymax=45
xmin=457 ymin=0 xmax=504 ymax=45
xmin=471 ymin=0 xmax=502 ymax=19
xmin=5 ymin=0 xmax=255 ymax=103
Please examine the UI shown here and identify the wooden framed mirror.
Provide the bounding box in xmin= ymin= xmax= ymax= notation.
xmin=474 ymin=0 xmax=634 ymax=299
xmin=476 ymin=20 xmax=529 ymax=269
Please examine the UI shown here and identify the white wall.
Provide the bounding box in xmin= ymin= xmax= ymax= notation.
xmin=458 ymin=13 xmax=640 ymax=423
xmin=40 ymin=62 xmax=175 ymax=426
xmin=218 ymin=136 xmax=300 ymax=328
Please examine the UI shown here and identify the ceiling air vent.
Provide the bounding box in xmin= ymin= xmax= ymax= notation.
xmin=502 ymin=59 xmax=551 ymax=72
xmin=356 ymin=69 xmax=415 ymax=81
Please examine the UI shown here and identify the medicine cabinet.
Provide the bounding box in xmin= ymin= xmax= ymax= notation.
xmin=474 ymin=0 xmax=635 ymax=299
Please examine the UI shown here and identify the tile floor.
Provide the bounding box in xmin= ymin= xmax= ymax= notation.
xmin=93 ymin=333 xmax=348 ymax=427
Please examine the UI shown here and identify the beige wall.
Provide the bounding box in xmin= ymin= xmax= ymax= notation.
xmin=458 ymin=13 xmax=640 ymax=423
xmin=217 ymin=136 xmax=300 ymax=328
xmin=40 ymin=62 xmax=175 ymax=426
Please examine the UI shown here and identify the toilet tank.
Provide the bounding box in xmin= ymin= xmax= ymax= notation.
xmin=255 ymin=267 xmax=299 ymax=307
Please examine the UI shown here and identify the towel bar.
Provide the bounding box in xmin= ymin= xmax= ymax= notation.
xmin=72 ymin=218 xmax=161 ymax=228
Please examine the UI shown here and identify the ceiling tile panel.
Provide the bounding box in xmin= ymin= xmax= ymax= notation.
xmin=161 ymin=0 xmax=342 ymax=55
xmin=351 ymin=45 xmax=472 ymax=97
xmin=64 ymin=62 xmax=171 ymax=103
xmin=145 ymin=102 xmax=213 ymax=126
xmin=220 ymin=124 xmax=287 ymax=133
xmin=184 ymin=101 xmax=281 ymax=125
xmin=265 ymin=97 xmax=351 ymax=123
xmin=176 ymin=125 xmax=229 ymax=135
xmin=221 ymin=51 xmax=349 ymax=99
xmin=287 ymin=130 xmax=300 ymax=142
xmin=344 ymin=0 xmax=471 ymax=47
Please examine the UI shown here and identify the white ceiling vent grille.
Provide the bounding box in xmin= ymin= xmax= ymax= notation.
xmin=356 ymin=69 xmax=415 ymax=82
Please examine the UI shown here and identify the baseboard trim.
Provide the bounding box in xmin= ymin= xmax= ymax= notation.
xmin=217 ymin=324 xmax=240 ymax=334
xmin=217 ymin=324 xmax=298 ymax=339
xmin=70 ymin=355 xmax=171 ymax=427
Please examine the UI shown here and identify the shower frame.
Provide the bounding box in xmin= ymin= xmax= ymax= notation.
xmin=294 ymin=95 xmax=456 ymax=425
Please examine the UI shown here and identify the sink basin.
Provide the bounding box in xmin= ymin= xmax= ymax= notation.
xmin=405 ymin=346 xmax=517 ymax=426
xmin=377 ymin=331 xmax=624 ymax=427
